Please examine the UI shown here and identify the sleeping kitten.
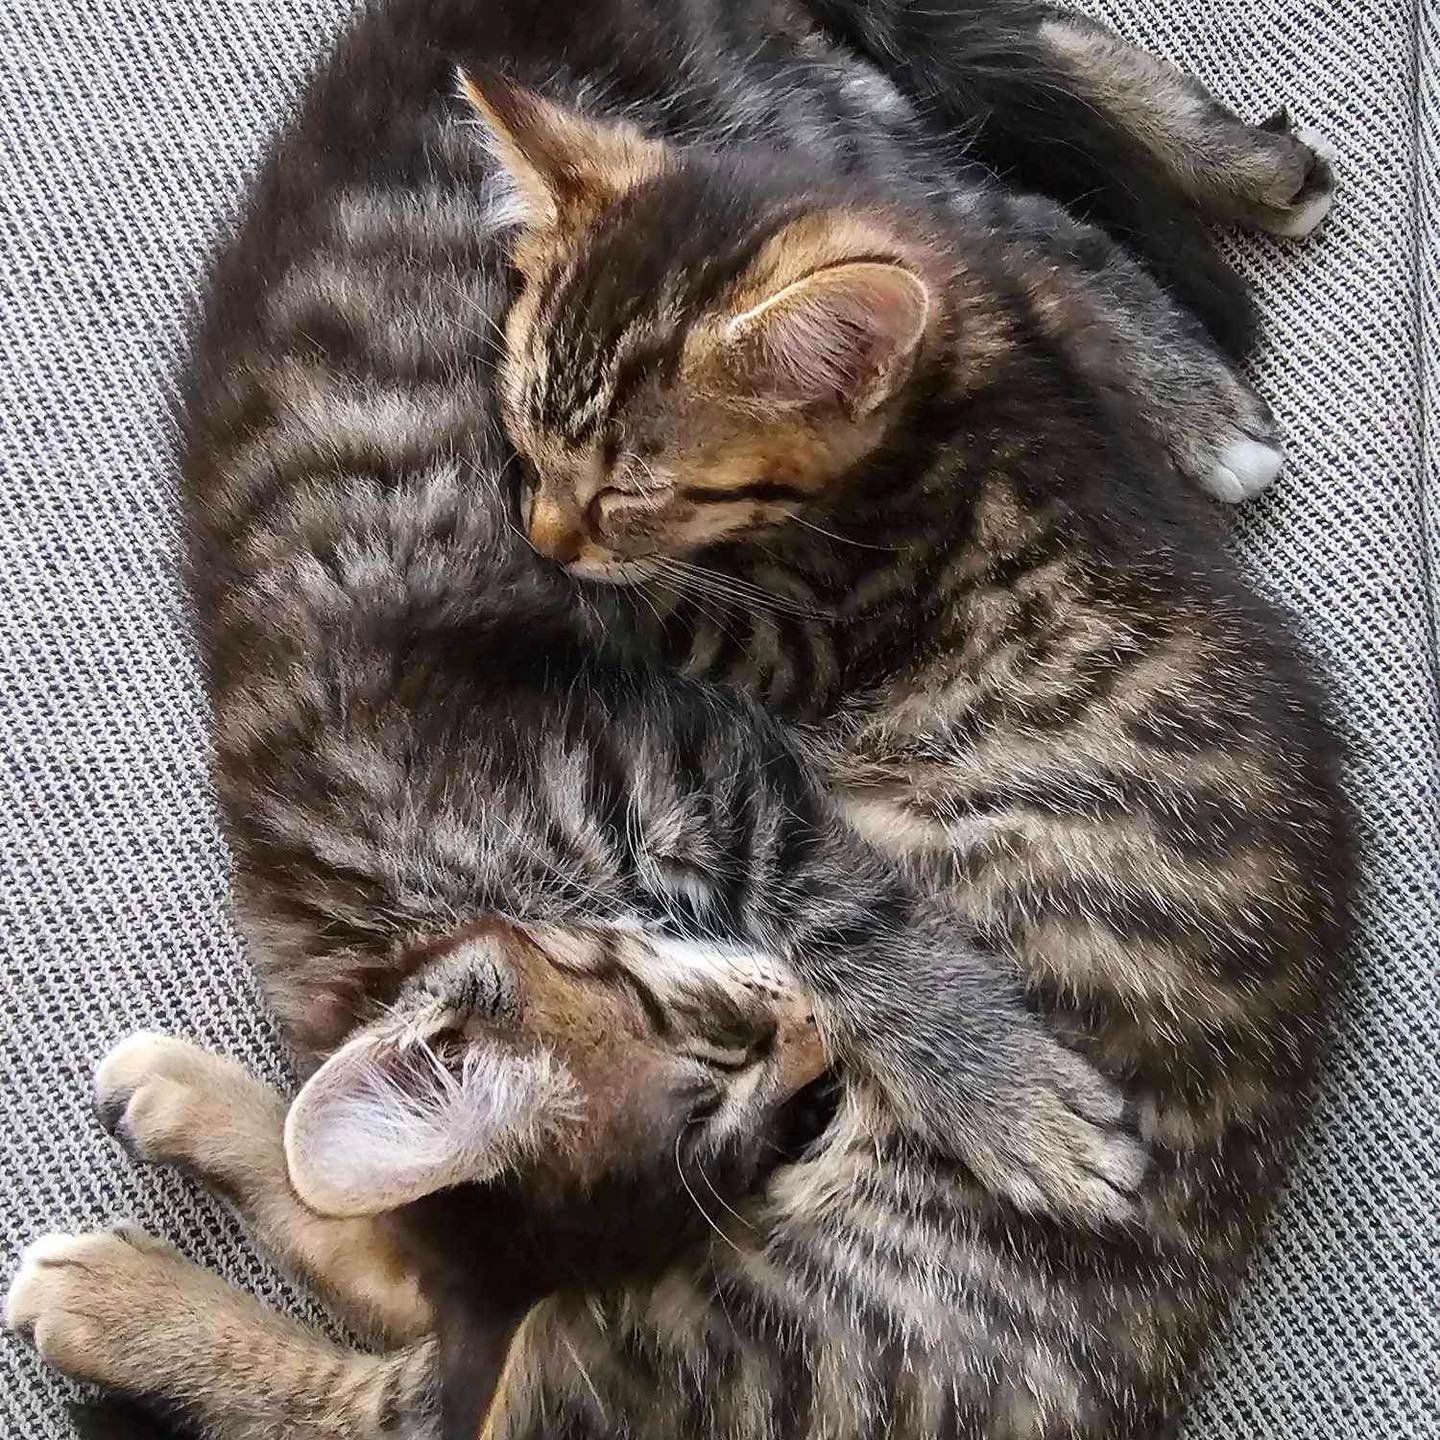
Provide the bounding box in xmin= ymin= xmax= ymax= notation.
xmin=475 ymin=56 xmax=1351 ymax=1438
xmin=10 ymin=922 xmax=832 ymax=1440
xmin=7 ymin=0 xmax=1346 ymax=1436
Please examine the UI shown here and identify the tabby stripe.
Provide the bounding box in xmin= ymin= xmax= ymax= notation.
xmin=605 ymin=337 xmax=683 ymax=422
xmin=922 ymin=770 xmax=1260 ymax=861
xmin=977 ymin=530 xmax=1067 ymax=594
xmin=721 ymin=762 xmax=765 ymax=930
xmin=594 ymin=933 xmax=675 ymax=1038
xmin=677 ymin=479 xmax=813 ymax=506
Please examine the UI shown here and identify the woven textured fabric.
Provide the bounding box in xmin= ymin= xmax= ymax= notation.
xmin=0 ymin=1 xmax=1434 ymax=1436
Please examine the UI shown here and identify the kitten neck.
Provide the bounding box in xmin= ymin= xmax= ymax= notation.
xmin=674 ymin=274 xmax=1034 ymax=714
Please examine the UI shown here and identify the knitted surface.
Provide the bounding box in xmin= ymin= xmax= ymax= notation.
xmin=1 ymin=1 xmax=1434 ymax=1434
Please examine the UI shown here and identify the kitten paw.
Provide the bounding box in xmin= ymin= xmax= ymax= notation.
xmin=1181 ymin=382 xmax=1283 ymax=505
xmin=969 ymin=1042 xmax=1146 ymax=1226
xmin=1205 ymin=433 xmax=1283 ymax=504
xmin=1248 ymin=125 xmax=1337 ymax=238
xmin=95 ymin=1032 xmax=285 ymax=1172
xmin=6 ymin=1225 xmax=183 ymax=1381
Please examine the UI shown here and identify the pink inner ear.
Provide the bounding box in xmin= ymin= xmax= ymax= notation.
xmin=284 ymin=1029 xmax=575 ymax=1217
xmin=728 ymin=262 xmax=930 ymax=416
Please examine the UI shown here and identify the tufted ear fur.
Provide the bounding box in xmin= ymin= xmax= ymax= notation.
xmin=284 ymin=1026 xmax=576 ymax=1217
xmin=456 ymin=67 xmax=665 ymax=231
xmin=723 ymin=260 xmax=932 ymax=418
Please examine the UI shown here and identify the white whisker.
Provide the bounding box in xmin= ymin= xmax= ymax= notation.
xmin=655 ymin=556 xmax=831 ymax=620
xmin=694 ymin=1145 xmax=757 ymax=1232
xmin=674 ymin=1125 xmax=744 ymax=1257
xmin=790 ymin=513 xmax=902 ymax=552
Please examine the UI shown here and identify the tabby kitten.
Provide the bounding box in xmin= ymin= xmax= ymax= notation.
xmin=475 ymin=57 xmax=1351 ymax=1440
xmin=6 ymin=0 xmax=1346 ymax=1436
xmin=11 ymin=922 xmax=830 ymax=1440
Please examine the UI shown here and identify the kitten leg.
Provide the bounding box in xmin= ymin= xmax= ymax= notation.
xmin=93 ymin=1032 xmax=434 ymax=1347
xmin=960 ymin=190 xmax=1282 ymax=505
xmin=5 ymin=1222 xmax=439 ymax=1440
xmin=1035 ymin=13 xmax=1336 ymax=238
xmin=1058 ymin=224 xmax=1285 ymax=503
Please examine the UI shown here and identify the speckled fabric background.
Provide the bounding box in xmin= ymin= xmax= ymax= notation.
xmin=1 ymin=1 xmax=1434 ymax=1435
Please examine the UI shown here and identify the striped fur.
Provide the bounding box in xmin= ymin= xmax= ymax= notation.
xmin=6 ymin=1 xmax=1348 ymax=1438
xmin=482 ymin=16 xmax=1349 ymax=1440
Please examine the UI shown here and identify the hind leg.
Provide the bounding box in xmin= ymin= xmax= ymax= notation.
xmin=1037 ymin=13 xmax=1336 ymax=237
xmin=92 ymin=1032 xmax=434 ymax=1346
xmin=5 ymin=1223 xmax=440 ymax=1440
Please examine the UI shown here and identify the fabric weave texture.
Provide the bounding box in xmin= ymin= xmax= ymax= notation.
xmin=0 ymin=1 xmax=1435 ymax=1436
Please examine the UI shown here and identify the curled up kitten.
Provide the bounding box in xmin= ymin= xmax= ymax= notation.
xmin=11 ymin=923 xmax=833 ymax=1440
xmin=476 ymin=57 xmax=1351 ymax=1440
xmin=7 ymin=1 xmax=1347 ymax=1437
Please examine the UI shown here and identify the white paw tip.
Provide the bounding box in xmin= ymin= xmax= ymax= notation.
xmin=17 ymin=1232 xmax=77 ymax=1266
xmin=94 ymin=1031 xmax=185 ymax=1099
xmin=1294 ymin=126 xmax=1338 ymax=163
xmin=5 ymin=1234 xmax=75 ymax=1328
xmin=1273 ymin=185 xmax=1334 ymax=238
xmin=1208 ymin=437 xmax=1283 ymax=503
xmin=1272 ymin=129 xmax=1337 ymax=237
xmin=97 ymin=1030 xmax=173 ymax=1068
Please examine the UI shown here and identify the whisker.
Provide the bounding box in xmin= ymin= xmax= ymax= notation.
xmin=559 ymin=1333 xmax=609 ymax=1423
xmin=790 ymin=513 xmax=902 ymax=553
xmin=655 ymin=556 xmax=832 ymax=620
xmin=653 ymin=567 xmax=759 ymax=636
xmin=674 ymin=1126 xmax=744 ymax=1257
xmin=649 ymin=573 xmax=744 ymax=648
xmin=627 ymin=579 xmax=670 ymax=637
xmin=446 ymin=280 xmax=509 ymax=345
xmin=694 ymin=1148 xmax=757 ymax=1233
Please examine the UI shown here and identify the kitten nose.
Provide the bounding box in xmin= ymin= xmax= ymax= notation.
xmin=528 ymin=497 xmax=583 ymax=565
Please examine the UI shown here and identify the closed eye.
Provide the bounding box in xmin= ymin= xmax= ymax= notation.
xmin=685 ymin=1087 xmax=725 ymax=1124
xmin=587 ymin=485 xmax=666 ymax=531
xmin=680 ymin=1037 xmax=760 ymax=1072
xmin=677 ymin=478 xmax=811 ymax=506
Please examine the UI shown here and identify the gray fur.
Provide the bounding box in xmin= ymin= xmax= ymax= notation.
xmin=4 ymin=1 xmax=1350 ymax=1438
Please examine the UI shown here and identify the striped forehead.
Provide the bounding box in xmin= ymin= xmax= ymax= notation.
xmin=526 ymin=247 xmax=690 ymax=446
xmin=521 ymin=166 xmax=787 ymax=445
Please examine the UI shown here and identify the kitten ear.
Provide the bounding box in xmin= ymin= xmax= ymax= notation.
xmin=456 ymin=67 xmax=663 ymax=229
xmin=284 ymin=1028 xmax=574 ymax=1217
xmin=724 ymin=262 xmax=931 ymax=418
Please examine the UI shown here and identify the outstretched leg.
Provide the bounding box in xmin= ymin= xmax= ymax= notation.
xmin=991 ymin=190 xmax=1285 ymax=503
xmin=805 ymin=0 xmax=1336 ymax=359
xmin=1035 ymin=11 xmax=1335 ymax=237
xmin=92 ymin=1033 xmax=434 ymax=1347
xmin=6 ymin=1222 xmax=440 ymax=1440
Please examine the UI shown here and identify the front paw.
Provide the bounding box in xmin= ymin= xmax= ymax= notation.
xmin=1181 ymin=380 xmax=1283 ymax=506
xmin=6 ymin=1224 xmax=183 ymax=1383
xmin=966 ymin=1040 xmax=1146 ymax=1226
xmin=95 ymin=1032 xmax=286 ymax=1177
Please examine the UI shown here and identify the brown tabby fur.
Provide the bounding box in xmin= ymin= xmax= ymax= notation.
xmin=10 ymin=923 xmax=828 ymax=1440
xmin=485 ymin=60 xmax=1348 ymax=1169
xmin=482 ymin=48 xmax=1349 ymax=1440
xmin=7 ymin=1 xmax=1348 ymax=1438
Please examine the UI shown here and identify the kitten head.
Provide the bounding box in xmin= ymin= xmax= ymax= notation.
xmin=286 ymin=919 xmax=829 ymax=1435
xmin=460 ymin=70 xmax=939 ymax=581
xmin=285 ymin=919 xmax=828 ymax=1228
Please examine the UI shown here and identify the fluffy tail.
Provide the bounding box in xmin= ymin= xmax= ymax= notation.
xmin=803 ymin=0 xmax=1257 ymax=359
